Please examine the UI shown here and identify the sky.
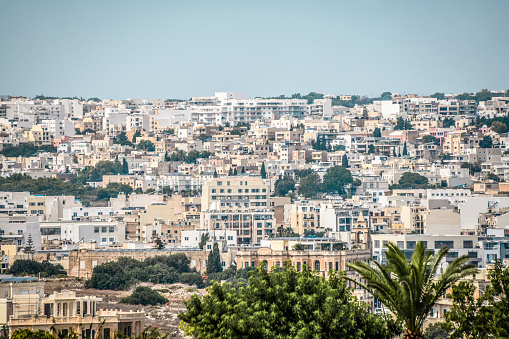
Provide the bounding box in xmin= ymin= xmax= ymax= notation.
xmin=1 ymin=0 xmax=508 ymax=100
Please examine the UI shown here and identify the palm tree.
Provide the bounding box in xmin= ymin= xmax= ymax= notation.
xmin=347 ymin=242 xmax=477 ymax=339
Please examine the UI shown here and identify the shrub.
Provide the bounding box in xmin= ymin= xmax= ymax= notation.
xmin=120 ymin=286 xmax=168 ymax=306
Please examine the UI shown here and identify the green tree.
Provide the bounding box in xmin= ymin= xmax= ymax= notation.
xmin=88 ymin=261 xmax=132 ymax=290
xmin=403 ymin=142 xmax=408 ymax=156
xmin=206 ymin=242 xmax=222 ymax=275
xmin=122 ymin=158 xmax=129 ymax=174
xmin=444 ymin=259 xmax=509 ymax=339
xmin=274 ymin=175 xmax=296 ymax=197
xmin=213 ymin=170 xmax=218 ymax=178
xmin=11 ymin=329 xmax=55 ymax=339
xmin=491 ymin=121 xmax=508 ymax=133
xmin=342 ymin=154 xmax=349 ymax=168
xmin=293 ymin=243 xmax=305 ymax=250
xmin=348 ymin=242 xmax=477 ymax=339
xmin=322 ymin=166 xmax=353 ymax=195
xmin=396 ymin=172 xmax=429 ymax=189
xmin=132 ymin=130 xmax=141 ymax=143
xmin=373 ymin=127 xmax=382 ymax=138
xmin=113 ymin=131 xmax=133 ymax=146
xmin=8 ymin=260 xmax=66 ymax=278
xmin=368 ymin=144 xmax=375 ymax=154
xmin=422 ymin=135 xmax=439 ymax=145
xmin=430 ymin=92 xmax=446 ymax=100
xmin=154 ymin=238 xmax=164 ymax=250
xmin=24 ymin=234 xmax=35 ymax=254
xmin=120 ymin=286 xmax=168 ymax=306
xmin=442 ymin=117 xmax=456 ymax=128
xmin=179 ymin=265 xmax=400 ymax=339
xmin=260 ymin=162 xmax=267 ymax=179
xmin=424 ymin=323 xmax=450 ymax=339
xmin=380 ymin=91 xmax=392 ymax=100
xmin=136 ymin=140 xmax=155 ymax=152
xmin=199 ymin=233 xmax=209 ymax=250
xmin=479 ymin=135 xmax=493 ymax=148
xmin=298 ymin=173 xmax=322 ymax=198
xmin=0 ymin=144 xmax=57 ymax=157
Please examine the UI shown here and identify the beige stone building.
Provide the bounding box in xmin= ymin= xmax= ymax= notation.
xmin=67 ymin=248 xmax=234 ymax=279
xmin=236 ymin=247 xmax=374 ymax=307
xmin=201 ymin=176 xmax=270 ymax=211
xmin=8 ymin=291 xmax=145 ymax=338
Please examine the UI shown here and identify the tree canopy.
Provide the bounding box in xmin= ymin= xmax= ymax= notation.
xmin=0 ymin=144 xmax=57 ymax=157
xmin=348 ymin=242 xmax=477 ymax=339
xmin=322 ymin=166 xmax=353 ymax=195
xmin=87 ymin=254 xmax=205 ymax=290
xmin=394 ymin=172 xmax=429 ymax=189
xmin=8 ymin=260 xmax=66 ymax=278
xmin=444 ymin=259 xmax=509 ymax=338
xmin=298 ymin=173 xmax=322 ymax=198
xmin=274 ymin=175 xmax=296 ymax=197
xmin=120 ymin=286 xmax=168 ymax=306
xmin=179 ymin=264 xmax=400 ymax=339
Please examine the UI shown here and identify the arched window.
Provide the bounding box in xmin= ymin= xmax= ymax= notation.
xmin=276 ymin=261 xmax=281 ymax=268
xmin=314 ymin=260 xmax=321 ymax=271
xmin=296 ymin=262 xmax=301 ymax=271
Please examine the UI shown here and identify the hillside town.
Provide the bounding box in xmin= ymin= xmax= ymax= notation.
xmin=0 ymin=90 xmax=508 ymax=337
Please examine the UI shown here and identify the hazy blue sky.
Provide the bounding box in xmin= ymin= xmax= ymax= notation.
xmin=1 ymin=0 xmax=508 ymax=100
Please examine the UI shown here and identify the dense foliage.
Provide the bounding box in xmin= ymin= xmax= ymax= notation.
xmin=348 ymin=242 xmax=477 ymax=339
xmin=0 ymin=144 xmax=57 ymax=157
xmin=87 ymin=255 xmax=205 ymax=290
xmin=113 ymin=131 xmax=133 ymax=146
xmin=297 ymin=166 xmax=353 ymax=198
xmin=322 ymin=165 xmax=353 ymax=194
xmin=96 ymin=182 xmax=133 ymax=200
xmin=120 ymin=286 xmax=168 ymax=306
xmin=298 ymin=172 xmax=322 ymax=198
xmin=11 ymin=329 xmax=55 ymax=339
xmin=8 ymin=260 xmax=66 ymax=277
xmin=0 ymin=174 xmax=88 ymax=197
xmin=164 ymin=149 xmax=212 ymax=163
xmin=206 ymin=242 xmax=222 ymax=275
xmin=273 ymin=175 xmax=295 ymax=197
xmin=392 ymin=172 xmax=429 ymax=189
xmin=179 ymin=264 xmax=401 ymax=339
xmin=424 ymin=323 xmax=450 ymax=339
xmin=444 ymin=259 xmax=509 ymax=338
xmin=76 ymin=160 xmax=127 ymax=183
xmin=136 ymin=140 xmax=155 ymax=152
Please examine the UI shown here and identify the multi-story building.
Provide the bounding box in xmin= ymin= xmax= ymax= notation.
xmin=200 ymin=208 xmax=275 ymax=245
xmin=201 ymin=176 xmax=270 ymax=211
xmin=8 ymin=290 xmax=145 ymax=338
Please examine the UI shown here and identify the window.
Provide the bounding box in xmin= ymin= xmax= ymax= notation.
xmin=397 ymin=241 xmax=404 ymax=249
xmin=407 ymin=241 xmax=416 ymax=249
xmin=374 ymin=240 xmax=380 ymax=248
xmin=101 ymin=227 xmax=107 ymax=233
xmin=94 ymin=227 xmax=99 ymax=233
xmin=109 ymin=227 xmax=115 ymax=233
xmin=109 ymin=237 xmax=114 ymax=242
xmin=435 ymin=241 xmax=454 ymax=249
xmin=101 ymin=238 xmax=107 ymax=243
xmin=297 ymin=262 xmax=301 ymax=271
xmin=314 ymin=261 xmax=321 ymax=271
xmin=463 ymin=240 xmax=473 ymax=249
